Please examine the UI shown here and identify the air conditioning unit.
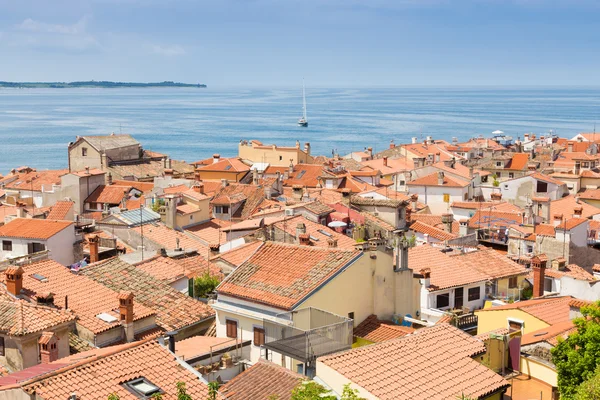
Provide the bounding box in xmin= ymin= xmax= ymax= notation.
xmin=285 ymin=209 xmax=294 ymax=216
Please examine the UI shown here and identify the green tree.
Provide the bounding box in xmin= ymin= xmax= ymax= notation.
xmin=575 ymin=367 xmax=600 ymax=400
xmin=108 ymin=394 xmax=120 ymax=400
xmin=341 ymin=384 xmax=365 ymax=400
xmin=207 ymin=381 xmax=220 ymax=400
xmin=151 ymin=393 xmax=163 ymax=400
xmin=551 ymin=301 xmax=600 ymax=399
xmin=194 ymin=272 xmax=221 ymax=298
xmin=291 ymin=381 xmax=336 ymax=400
xmin=177 ymin=381 xmax=192 ymax=400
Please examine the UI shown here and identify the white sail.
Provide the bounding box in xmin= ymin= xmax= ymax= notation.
xmin=298 ymin=79 xmax=308 ymax=126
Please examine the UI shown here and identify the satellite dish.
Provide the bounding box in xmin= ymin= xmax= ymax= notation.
xmin=492 ymin=130 xmax=504 ymax=135
xmin=328 ymin=221 xmax=348 ymax=228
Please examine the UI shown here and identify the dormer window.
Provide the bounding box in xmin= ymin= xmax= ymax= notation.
xmin=82 ymin=147 xmax=88 ymax=157
xmin=124 ymin=377 xmax=162 ymax=398
xmin=496 ymin=161 xmax=503 ymax=167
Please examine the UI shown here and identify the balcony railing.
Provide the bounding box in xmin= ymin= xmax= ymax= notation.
xmin=263 ymin=307 xmax=353 ymax=365
xmin=454 ymin=313 xmax=478 ymax=331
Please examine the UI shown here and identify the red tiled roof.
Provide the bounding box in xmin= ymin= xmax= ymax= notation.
xmin=85 ymin=185 xmax=132 ymax=205
xmin=410 ymin=220 xmax=457 ymax=241
xmin=131 ymin=224 xmax=207 ymax=253
xmin=163 ymin=184 xmax=189 ymax=194
xmin=0 ymin=218 xmax=73 ymax=240
xmin=410 ymin=214 xmax=459 ymax=234
xmin=468 ymin=210 xmax=522 ymax=229
xmin=544 ymin=264 xmax=595 ymax=281
xmin=70 ymin=168 xmax=105 ymax=177
xmin=550 ymin=196 xmax=600 ymax=219
xmin=578 ymin=188 xmax=600 ymax=200
xmin=521 ymin=320 xmax=575 ymax=346
xmin=457 ymin=247 xmax=527 ymax=279
xmin=284 ymin=164 xmax=326 ymax=188
xmin=479 ymin=297 xmax=572 ymax=325
xmin=528 ymin=172 xmax=565 ymax=186
xmin=112 ymin=180 xmax=154 ymax=192
xmin=0 ymin=300 xmax=76 ymax=336
xmin=505 ymin=153 xmax=530 ymax=170
xmin=196 ymin=158 xmax=250 ymax=173
xmin=17 ymin=341 xmax=214 ymax=399
xmin=210 ymin=184 xmax=266 ymax=219
xmin=353 ymin=314 xmax=414 ymax=342
xmin=46 ymin=201 xmax=74 ymax=220
xmin=172 ymin=254 xmax=223 ymax=279
xmin=0 ymin=259 xmax=155 ymax=334
xmin=451 ymin=201 xmax=494 ymax=210
xmin=186 ymin=219 xmax=233 ymax=245
xmin=407 ymin=172 xmax=470 ymax=187
xmin=175 ymin=336 xmax=236 ymax=360
xmin=218 ymin=242 xmax=361 ymax=310
xmin=3 ymin=169 xmax=68 ymax=192
xmin=271 ymin=215 xmax=357 ymax=250
xmin=319 ymin=324 xmax=509 ymax=400
xmin=221 ymin=359 xmax=304 ymax=400
xmin=214 ymin=241 xmax=265 ymax=267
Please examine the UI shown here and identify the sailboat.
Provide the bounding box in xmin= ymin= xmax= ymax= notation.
xmin=298 ymin=80 xmax=308 ymax=127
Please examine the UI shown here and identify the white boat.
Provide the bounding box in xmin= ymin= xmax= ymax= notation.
xmin=298 ymin=79 xmax=308 ymax=127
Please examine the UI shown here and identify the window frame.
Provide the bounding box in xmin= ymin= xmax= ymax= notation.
xmin=0 ymin=336 xmax=4 ymax=357
xmin=226 ymin=319 xmax=238 ymax=339
xmin=468 ymin=286 xmax=481 ymax=302
xmin=508 ymin=276 xmax=518 ymax=289
xmin=82 ymin=147 xmax=88 ymax=157
xmin=2 ymin=240 xmax=12 ymax=251
xmin=536 ymin=181 xmax=548 ymax=193
xmin=123 ymin=377 xmax=163 ymax=398
xmin=436 ymin=293 xmax=450 ymax=309
xmin=253 ymin=326 xmax=265 ymax=347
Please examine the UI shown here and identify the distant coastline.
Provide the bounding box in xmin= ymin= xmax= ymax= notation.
xmin=0 ymin=81 xmax=206 ymax=89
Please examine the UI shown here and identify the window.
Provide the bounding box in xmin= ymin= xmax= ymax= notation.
xmin=526 ymin=245 xmax=533 ymax=253
xmin=189 ymin=215 xmax=193 ymax=221
xmin=2 ymin=241 xmax=11 ymax=251
xmin=544 ymin=277 xmax=553 ymax=293
xmin=124 ymin=377 xmax=161 ymax=398
xmin=508 ymin=276 xmax=518 ymax=289
xmin=27 ymin=243 xmax=45 ymax=254
xmin=253 ymin=327 xmax=265 ymax=346
xmin=536 ymin=181 xmax=548 ymax=193
xmin=454 ymin=288 xmax=464 ymax=309
xmin=496 ymin=161 xmax=503 ymax=167
xmin=82 ymin=147 xmax=88 ymax=156
xmin=279 ymin=156 xmax=283 ymax=161
xmin=497 ymin=172 xmax=501 ymax=178
xmin=509 ymin=173 xmax=514 ymax=179
xmin=348 ymin=312 xmax=355 ymax=326
xmin=226 ymin=319 xmax=237 ymax=339
xmin=0 ymin=337 xmax=4 ymax=356
xmin=215 ymin=206 xmax=230 ymax=214
xmin=436 ymin=293 xmax=450 ymax=309
xmin=468 ymin=287 xmax=481 ymax=301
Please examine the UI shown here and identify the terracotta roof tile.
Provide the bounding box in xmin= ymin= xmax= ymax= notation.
xmin=46 ymin=201 xmax=74 ymax=220
xmin=319 ymin=324 xmax=509 ymax=400
xmin=506 ymin=153 xmax=530 ymax=170
xmin=0 ymin=218 xmax=73 ymax=240
xmin=213 ymin=241 xmax=265 ymax=267
xmin=410 ymin=220 xmax=457 ymax=241
xmin=80 ymin=258 xmax=214 ymax=331
xmin=479 ymin=297 xmax=572 ymax=325
xmin=0 ymin=259 xmax=155 ymax=334
xmin=196 ymin=158 xmax=250 ymax=173
xmin=474 ymin=328 xmax=510 ymax=341
xmin=550 ymin=196 xmax=600 ymax=219
xmin=112 ymin=180 xmax=154 ymax=192
xmin=468 ymin=210 xmax=523 ymax=229
xmin=19 ymin=341 xmax=215 ymax=399
xmin=284 ymin=164 xmax=326 ymax=188
xmin=2 ymin=169 xmax=68 ymax=192
xmin=353 ymin=315 xmax=414 ymax=342
xmin=410 ymin=214 xmax=460 ymax=234
xmin=210 ymin=184 xmax=265 ymax=220
xmin=175 ymin=336 xmax=237 ymax=360
xmin=85 ymin=185 xmax=132 ymax=205
xmin=221 ymin=359 xmax=304 ymax=400
xmin=171 ymin=253 xmax=223 ymax=280
xmin=521 ymin=320 xmax=576 ymax=346
xmin=186 ymin=219 xmax=233 ymax=245
xmin=457 ymin=247 xmax=528 ymax=280
xmin=131 ymin=223 xmax=207 ymax=253
xmin=544 ymin=264 xmax=595 ymax=281
xmin=0 ymin=300 xmax=76 ymax=336
xmin=407 ymin=172 xmax=470 ymax=188
xmin=271 ymin=215 xmax=357 ymax=250
xmin=218 ymin=242 xmax=361 ymax=310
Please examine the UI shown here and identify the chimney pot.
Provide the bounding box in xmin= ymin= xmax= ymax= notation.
xmin=327 ymin=237 xmax=338 ymax=248
xmin=39 ymin=332 xmax=59 ymax=364
xmin=106 ymin=172 xmax=113 ymax=186
xmin=213 ymin=154 xmax=220 ymax=164
xmin=532 ymin=255 xmax=547 ymax=298
xmin=88 ymin=234 xmax=100 ymax=263
xmin=5 ymin=267 xmax=24 ymax=297
xmin=383 ymin=156 xmax=388 ymax=167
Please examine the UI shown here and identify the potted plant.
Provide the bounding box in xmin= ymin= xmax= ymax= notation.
xmin=221 ymin=352 xmax=233 ymax=368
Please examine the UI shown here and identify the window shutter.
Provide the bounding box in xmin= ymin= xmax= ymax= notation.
xmin=0 ymin=337 xmax=5 ymax=356
xmin=27 ymin=243 xmax=34 ymax=254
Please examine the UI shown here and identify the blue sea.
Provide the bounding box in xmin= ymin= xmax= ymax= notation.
xmin=1 ymin=87 xmax=599 ymax=173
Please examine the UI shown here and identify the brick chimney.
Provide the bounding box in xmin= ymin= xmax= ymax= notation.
xmin=118 ymin=292 xmax=135 ymax=342
xmin=441 ymin=214 xmax=453 ymax=233
xmin=389 ymin=140 xmax=395 ymax=149
xmin=209 ymin=243 xmax=220 ymax=257
xmin=5 ymin=267 xmax=23 ymax=297
xmin=490 ymin=192 xmax=502 ymax=201
xmin=193 ymin=183 xmax=205 ymax=195
xmin=531 ymin=254 xmax=547 ymax=298
xmin=88 ymin=234 xmax=100 ymax=263
xmin=296 ymin=223 xmax=307 ymax=242
xmin=573 ymin=205 xmax=583 ymax=218
xmin=106 ymin=172 xmax=113 ymax=186
xmin=39 ymin=332 xmax=59 ymax=364
xmin=410 ymin=194 xmax=419 ymax=212
xmin=298 ymin=233 xmax=311 ymax=246
xmin=327 ymin=237 xmax=338 ymax=248
xmin=383 ymin=156 xmax=388 ymax=167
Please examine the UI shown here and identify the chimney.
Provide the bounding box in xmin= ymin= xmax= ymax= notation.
xmin=420 ymin=268 xmax=431 ymax=289
xmin=304 ymin=142 xmax=311 ymax=156
xmin=413 ymin=159 xmax=420 ymax=169
xmin=412 ymin=137 xmax=417 ymax=144
xmin=221 ymin=179 xmax=228 ymax=188
xmin=395 ymin=236 xmax=409 ymax=271
xmin=490 ymin=192 xmax=502 ymax=201
xmin=212 ymin=154 xmax=220 ymax=164
xmin=405 ymin=207 xmax=412 ymax=224
xmin=410 ymin=194 xmax=418 ymax=213
xmin=437 ymin=172 xmax=445 ymax=186
xmin=292 ymin=185 xmax=304 ymax=201
xmin=164 ymin=168 xmax=173 ymax=177
xmin=459 ymin=220 xmax=468 ymax=236
xmin=389 ymin=140 xmax=395 ymax=149
xmin=553 ymin=214 xmax=563 ymax=227
xmin=166 ymin=331 xmax=177 ymax=353
xmin=106 ymin=172 xmax=113 ymax=186
xmin=118 ymin=292 xmax=135 ymax=342
xmin=209 ymin=243 xmax=220 ymax=257
xmin=366 ymin=147 xmax=373 ymax=159
xmin=298 ymin=233 xmax=311 ymax=246
xmin=327 ymin=237 xmax=338 ymax=248
xmin=383 ymin=156 xmax=388 ymax=167
xmin=164 ymin=195 xmax=178 ymax=229
xmin=532 ymin=255 xmax=547 ymax=298
xmin=450 ymin=157 xmax=456 ymax=169
xmin=252 ymin=168 xmax=259 ymax=185
xmin=289 ymin=160 xmax=294 ymax=175
xmin=5 ymin=267 xmax=23 ymax=297
xmin=568 ymin=141 xmax=574 ymax=153
xmin=341 ymin=188 xmax=352 ymax=205
xmin=168 ymin=158 xmax=172 ymax=169
xmin=441 ymin=214 xmax=453 ymax=233
xmin=573 ymin=205 xmax=583 ymax=218
xmin=469 ymin=166 xmax=474 ymax=178
xmin=85 ymin=166 xmax=90 ymax=175
xmin=163 ymin=157 xmax=168 ymax=168
xmin=193 ymin=183 xmax=205 ymax=195
xmin=88 ymin=234 xmax=100 ymax=263
xmin=296 ymin=223 xmax=307 ymax=242
xmin=121 ymin=190 xmax=128 ymax=209
xmin=435 ymin=152 xmax=441 ymax=163
xmin=39 ymin=332 xmax=59 ymax=364
xmin=194 ymin=171 xmax=201 ymax=182
xmin=15 ymin=203 xmax=26 ymax=219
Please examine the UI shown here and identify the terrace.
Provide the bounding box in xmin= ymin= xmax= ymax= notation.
xmin=263 ymin=307 xmax=353 ymax=376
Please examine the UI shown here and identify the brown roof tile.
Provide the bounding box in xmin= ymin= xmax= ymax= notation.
xmin=407 ymin=172 xmax=470 ymax=188
xmin=0 ymin=218 xmax=73 ymax=240
xmin=218 ymin=242 xmax=361 ymax=310
xmin=46 ymin=201 xmax=74 ymax=221
xmin=0 ymin=300 xmax=76 ymax=336
xmin=410 ymin=220 xmax=457 ymax=241
xmin=319 ymin=324 xmax=509 ymax=400
xmin=221 ymin=359 xmax=304 ymax=400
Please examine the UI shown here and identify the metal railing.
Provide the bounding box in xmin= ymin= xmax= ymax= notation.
xmin=263 ymin=307 xmax=353 ymax=364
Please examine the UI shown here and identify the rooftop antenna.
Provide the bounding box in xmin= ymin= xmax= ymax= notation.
xmin=119 ymin=123 xmax=122 ymax=134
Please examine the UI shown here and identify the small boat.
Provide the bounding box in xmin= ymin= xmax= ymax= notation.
xmin=298 ymin=79 xmax=308 ymax=127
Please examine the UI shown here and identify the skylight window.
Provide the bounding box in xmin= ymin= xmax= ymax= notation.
xmin=309 ymin=235 xmax=319 ymax=242
xmin=317 ymin=229 xmax=332 ymax=237
xmin=224 ymin=165 xmax=232 ymax=170
xmin=296 ymin=170 xmax=307 ymax=179
xmin=31 ymin=273 xmax=48 ymax=282
xmin=124 ymin=377 xmax=162 ymax=398
xmin=96 ymin=313 xmax=118 ymax=323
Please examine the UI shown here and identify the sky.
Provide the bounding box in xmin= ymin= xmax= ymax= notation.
xmin=0 ymin=0 xmax=599 ymax=87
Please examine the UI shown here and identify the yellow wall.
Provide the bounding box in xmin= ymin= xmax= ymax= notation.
xmin=494 ymin=276 xmax=528 ymax=300
xmin=238 ymin=143 xmax=313 ymax=166
xmin=520 ymin=356 xmax=557 ymax=387
xmin=195 ymin=170 xmax=247 ymax=182
xmin=475 ymin=309 xmax=549 ymax=335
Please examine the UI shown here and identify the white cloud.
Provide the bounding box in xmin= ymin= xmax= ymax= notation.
xmin=150 ymin=44 xmax=186 ymax=56
xmin=17 ymin=16 xmax=89 ymax=35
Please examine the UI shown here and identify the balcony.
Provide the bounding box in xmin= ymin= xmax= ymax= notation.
xmin=263 ymin=307 xmax=353 ymax=366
